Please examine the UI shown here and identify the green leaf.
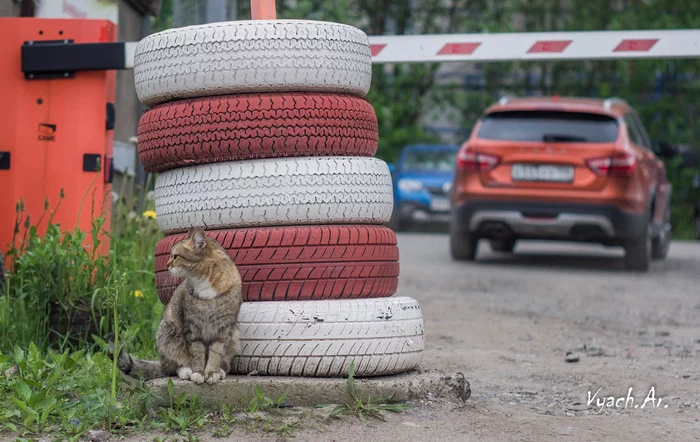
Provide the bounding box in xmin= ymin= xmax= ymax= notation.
xmin=329 ymin=404 xmax=347 ymax=417
xmin=40 ymin=402 xmax=55 ymax=424
xmin=15 ymin=381 xmax=32 ymax=402
xmin=14 ymin=347 xmax=25 ymax=364
xmin=12 ymin=397 xmax=37 ymax=418
xmin=167 ymin=378 xmax=175 ymax=405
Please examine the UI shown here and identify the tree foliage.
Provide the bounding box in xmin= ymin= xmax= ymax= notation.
xmin=151 ymin=0 xmax=699 ymax=236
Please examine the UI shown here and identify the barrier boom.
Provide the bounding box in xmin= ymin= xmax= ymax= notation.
xmin=122 ymin=29 xmax=699 ymax=68
xmin=369 ymin=29 xmax=700 ymax=63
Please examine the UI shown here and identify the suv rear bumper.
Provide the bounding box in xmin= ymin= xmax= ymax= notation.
xmin=452 ymin=200 xmax=647 ymax=243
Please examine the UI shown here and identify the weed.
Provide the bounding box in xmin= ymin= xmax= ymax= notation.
xmin=159 ymin=379 xmax=209 ymax=435
xmin=248 ymin=385 xmax=288 ymax=413
xmin=321 ymin=360 xmax=412 ymax=422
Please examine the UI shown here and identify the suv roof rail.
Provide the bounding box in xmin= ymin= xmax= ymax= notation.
xmin=603 ymin=97 xmax=628 ymax=109
xmin=498 ymin=95 xmax=513 ymax=105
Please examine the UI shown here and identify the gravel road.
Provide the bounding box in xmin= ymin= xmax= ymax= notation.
xmin=288 ymin=234 xmax=700 ymax=441
xmin=129 ymin=234 xmax=700 ymax=441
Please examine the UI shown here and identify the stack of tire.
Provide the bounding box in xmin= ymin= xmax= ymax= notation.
xmin=133 ymin=20 xmax=424 ymax=378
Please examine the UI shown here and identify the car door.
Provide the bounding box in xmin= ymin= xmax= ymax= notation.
xmin=627 ymin=111 xmax=670 ymax=225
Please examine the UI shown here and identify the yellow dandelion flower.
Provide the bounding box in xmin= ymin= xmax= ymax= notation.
xmin=131 ymin=290 xmax=144 ymax=298
xmin=142 ymin=210 xmax=157 ymax=219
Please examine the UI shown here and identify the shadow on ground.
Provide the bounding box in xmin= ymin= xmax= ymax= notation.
xmin=474 ymin=249 xmax=627 ymax=272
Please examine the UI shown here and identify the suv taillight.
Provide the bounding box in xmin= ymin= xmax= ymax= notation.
xmin=586 ymin=153 xmax=636 ymax=177
xmin=457 ymin=147 xmax=500 ymax=172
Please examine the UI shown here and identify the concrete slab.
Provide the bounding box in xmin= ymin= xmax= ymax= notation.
xmin=145 ymin=368 xmax=471 ymax=408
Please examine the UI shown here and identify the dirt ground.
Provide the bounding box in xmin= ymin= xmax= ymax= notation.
xmin=124 ymin=232 xmax=700 ymax=442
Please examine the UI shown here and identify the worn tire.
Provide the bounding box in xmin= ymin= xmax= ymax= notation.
xmin=232 ymin=297 xmax=424 ymax=377
xmin=449 ymin=216 xmax=478 ymax=261
xmin=154 ymin=157 xmax=394 ymax=234
xmin=623 ymin=223 xmax=651 ymax=272
xmin=134 ymin=20 xmax=372 ymax=107
xmin=136 ymin=93 xmax=379 ymax=173
xmin=155 ymin=225 xmax=399 ymax=304
xmin=489 ymin=238 xmax=515 ymax=253
xmin=651 ymin=206 xmax=671 ymax=260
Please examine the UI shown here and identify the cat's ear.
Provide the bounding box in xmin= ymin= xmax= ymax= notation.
xmin=191 ymin=228 xmax=207 ymax=249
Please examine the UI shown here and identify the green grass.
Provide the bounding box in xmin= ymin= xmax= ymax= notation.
xmin=0 ymin=175 xmax=354 ymax=440
xmin=0 ymin=175 xmax=163 ymax=358
xmin=317 ymin=360 xmax=412 ymax=422
xmin=0 ymin=175 xmax=168 ymax=439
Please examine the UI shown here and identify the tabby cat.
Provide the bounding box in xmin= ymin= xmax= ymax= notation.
xmin=111 ymin=227 xmax=243 ymax=384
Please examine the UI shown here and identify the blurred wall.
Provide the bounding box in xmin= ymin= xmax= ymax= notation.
xmin=0 ymin=0 xmax=20 ymax=17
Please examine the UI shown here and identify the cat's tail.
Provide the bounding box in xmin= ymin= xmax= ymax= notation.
xmin=107 ymin=343 xmax=165 ymax=380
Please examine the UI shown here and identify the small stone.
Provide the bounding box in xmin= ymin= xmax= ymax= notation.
xmin=518 ymin=333 xmax=532 ymax=341
xmin=665 ymin=318 xmax=680 ymax=327
xmin=426 ymin=393 xmax=437 ymax=402
xmin=584 ymin=343 xmax=604 ymax=357
xmin=655 ymin=331 xmax=670 ymax=337
xmin=234 ymin=412 xmax=248 ymax=421
xmin=566 ymin=352 xmax=580 ymax=363
xmin=86 ymin=430 xmax=110 ymax=442
xmin=2 ymin=365 xmax=18 ymax=377
xmin=566 ymin=411 xmax=575 ymax=417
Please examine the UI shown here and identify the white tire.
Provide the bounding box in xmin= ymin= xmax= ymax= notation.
xmin=233 ymin=297 xmax=424 ymax=377
xmin=134 ymin=20 xmax=373 ymax=107
xmin=154 ymin=157 xmax=394 ymax=234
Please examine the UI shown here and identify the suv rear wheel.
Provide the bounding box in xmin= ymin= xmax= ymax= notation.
xmin=450 ymin=222 xmax=478 ymax=261
xmin=490 ymin=238 xmax=516 ymax=253
xmin=623 ymin=223 xmax=651 ymax=271
xmin=651 ymin=207 xmax=671 ymax=260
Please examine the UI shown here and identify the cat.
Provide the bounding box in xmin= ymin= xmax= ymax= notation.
xmin=110 ymin=227 xmax=243 ymax=385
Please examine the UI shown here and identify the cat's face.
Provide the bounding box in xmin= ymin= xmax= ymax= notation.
xmin=167 ymin=227 xmax=209 ymax=279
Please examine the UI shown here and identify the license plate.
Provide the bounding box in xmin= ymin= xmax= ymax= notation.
xmin=430 ymin=197 xmax=450 ymax=212
xmin=511 ymin=164 xmax=574 ymax=183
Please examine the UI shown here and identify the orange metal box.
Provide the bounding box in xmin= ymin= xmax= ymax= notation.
xmin=0 ymin=18 xmax=116 ymax=263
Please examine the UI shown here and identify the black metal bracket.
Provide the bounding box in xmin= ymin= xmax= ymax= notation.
xmin=83 ymin=154 xmax=102 ymax=173
xmin=0 ymin=152 xmax=10 ymax=170
xmin=105 ymin=156 xmax=114 ymax=184
xmin=22 ymin=40 xmax=127 ymax=80
xmin=106 ymin=103 xmax=116 ymax=130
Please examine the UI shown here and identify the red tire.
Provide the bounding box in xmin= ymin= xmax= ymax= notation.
xmin=137 ymin=93 xmax=379 ymax=173
xmin=155 ymin=225 xmax=399 ymax=304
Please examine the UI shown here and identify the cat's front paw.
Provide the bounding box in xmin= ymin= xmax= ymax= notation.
xmin=177 ymin=366 xmax=192 ymax=380
xmin=190 ymin=371 xmax=205 ymax=384
xmin=205 ymin=369 xmax=225 ymax=385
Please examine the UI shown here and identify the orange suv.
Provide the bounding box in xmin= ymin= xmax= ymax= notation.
xmin=449 ymin=96 xmax=672 ymax=271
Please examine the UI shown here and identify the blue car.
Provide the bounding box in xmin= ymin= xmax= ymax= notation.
xmin=387 ymin=144 xmax=459 ymax=231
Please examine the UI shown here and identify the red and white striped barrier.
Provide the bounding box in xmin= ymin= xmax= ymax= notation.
xmin=368 ymin=29 xmax=699 ymax=63
xmin=124 ymin=29 xmax=699 ymax=68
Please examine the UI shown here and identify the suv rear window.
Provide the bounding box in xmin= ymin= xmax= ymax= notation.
xmin=477 ymin=110 xmax=619 ymax=143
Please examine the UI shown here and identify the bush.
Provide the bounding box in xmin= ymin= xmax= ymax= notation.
xmin=0 ymin=176 xmax=163 ymax=358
